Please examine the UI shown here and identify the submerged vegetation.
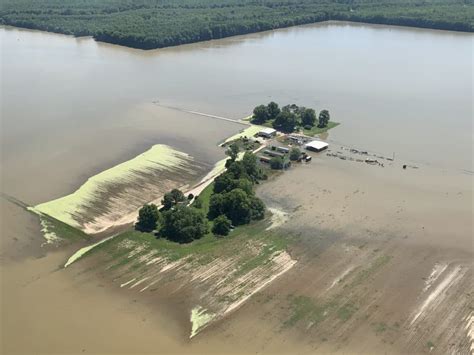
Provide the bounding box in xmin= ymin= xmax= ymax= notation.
xmin=1 ymin=0 xmax=472 ymax=49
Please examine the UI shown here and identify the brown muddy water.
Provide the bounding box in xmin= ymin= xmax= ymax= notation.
xmin=1 ymin=22 xmax=473 ymax=353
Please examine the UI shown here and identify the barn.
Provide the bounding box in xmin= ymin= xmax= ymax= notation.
xmin=305 ymin=140 xmax=329 ymax=152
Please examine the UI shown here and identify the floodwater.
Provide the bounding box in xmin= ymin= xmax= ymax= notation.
xmin=1 ymin=22 xmax=473 ymax=353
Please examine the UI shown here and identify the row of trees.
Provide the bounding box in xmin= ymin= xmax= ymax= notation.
xmin=135 ymin=143 xmax=266 ymax=241
xmin=252 ymin=102 xmax=331 ymax=133
xmin=136 ymin=193 xmax=209 ymax=244
xmin=208 ymin=145 xmax=266 ymax=235
xmin=1 ymin=0 xmax=472 ymax=50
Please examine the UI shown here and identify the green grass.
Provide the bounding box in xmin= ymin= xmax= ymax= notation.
xmin=303 ymin=121 xmax=340 ymax=136
xmin=255 ymin=119 xmax=339 ymax=136
xmin=192 ymin=182 xmax=214 ymax=216
xmin=87 ymin=209 xmax=289 ymax=272
xmin=38 ymin=213 xmax=90 ymax=244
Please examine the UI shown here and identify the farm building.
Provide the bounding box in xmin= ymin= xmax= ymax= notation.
xmin=264 ymin=149 xmax=285 ymax=158
xmin=305 ymin=140 xmax=329 ymax=152
xmin=258 ymin=127 xmax=277 ymax=138
xmin=273 ymin=146 xmax=290 ymax=154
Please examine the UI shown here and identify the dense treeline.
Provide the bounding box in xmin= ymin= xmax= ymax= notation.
xmin=135 ymin=146 xmax=266 ymax=242
xmin=1 ymin=0 xmax=472 ymax=49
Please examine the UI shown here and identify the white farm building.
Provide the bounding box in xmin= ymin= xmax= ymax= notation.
xmin=257 ymin=127 xmax=277 ymax=138
xmin=305 ymin=140 xmax=329 ymax=152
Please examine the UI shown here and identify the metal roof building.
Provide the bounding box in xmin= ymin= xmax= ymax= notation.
xmin=258 ymin=127 xmax=277 ymax=138
xmin=305 ymin=140 xmax=329 ymax=152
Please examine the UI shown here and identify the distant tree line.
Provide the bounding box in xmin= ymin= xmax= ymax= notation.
xmin=135 ymin=144 xmax=266 ymax=242
xmin=252 ymin=101 xmax=330 ymax=133
xmin=1 ymin=0 xmax=472 ymax=49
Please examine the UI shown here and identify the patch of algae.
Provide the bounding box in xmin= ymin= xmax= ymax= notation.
xmin=31 ymin=145 xmax=192 ymax=230
xmin=190 ymin=306 xmax=216 ymax=338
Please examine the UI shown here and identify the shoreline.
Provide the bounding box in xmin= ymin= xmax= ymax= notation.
xmin=2 ymin=19 xmax=472 ymax=52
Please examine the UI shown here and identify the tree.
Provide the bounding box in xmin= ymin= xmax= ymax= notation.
xmin=226 ymin=142 xmax=239 ymax=162
xmin=249 ymin=196 xmax=265 ymax=220
xmin=160 ymin=205 xmax=208 ymax=243
xmin=289 ymin=147 xmax=301 ymax=161
xmin=223 ymin=188 xmax=252 ymax=225
xmin=267 ymin=101 xmax=280 ymax=120
xmin=161 ymin=188 xmax=186 ymax=210
xmin=212 ymin=215 xmax=232 ymax=236
xmin=226 ymin=160 xmax=248 ymax=180
xmin=318 ymin=110 xmax=330 ymax=128
xmin=270 ymin=156 xmax=284 ymax=169
xmin=241 ymin=152 xmax=261 ymax=181
xmin=208 ymin=192 xmax=226 ymax=219
xmin=301 ymin=108 xmax=316 ymax=127
xmin=209 ymin=188 xmax=263 ymax=226
xmin=273 ymin=110 xmax=298 ymax=133
xmin=135 ymin=204 xmax=160 ymax=232
xmin=251 ymin=104 xmax=269 ymax=124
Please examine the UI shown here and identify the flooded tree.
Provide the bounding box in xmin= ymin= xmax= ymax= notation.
xmin=301 ymin=108 xmax=316 ymax=127
xmin=289 ymin=147 xmax=301 ymax=161
xmin=318 ymin=110 xmax=330 ymax=128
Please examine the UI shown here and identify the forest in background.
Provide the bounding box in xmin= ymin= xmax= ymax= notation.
xmin=1 ymin=0 xmax=472 ymax=49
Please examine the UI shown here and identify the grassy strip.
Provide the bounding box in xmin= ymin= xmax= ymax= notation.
xmin=257 ymin=119 xmax=339 ymax=136
xmin=303 ymin=121 xmax=340 ymax=136
xmin=40 ymin=214 xmax=89 ymax=241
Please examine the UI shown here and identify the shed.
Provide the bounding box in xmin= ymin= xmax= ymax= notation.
xmin=258 ymin=127 xmax=277 ymax=138
xmin=275 ymin=146 xmax=290 ymax=154
xmin=305 ymin=140 xmax=329 ymax=152
xmin=264 ymin=149 xmax=285 ymax=158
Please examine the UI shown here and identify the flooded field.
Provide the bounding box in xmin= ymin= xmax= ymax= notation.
xmin=1 ymin=22 xmax=472 ymax=354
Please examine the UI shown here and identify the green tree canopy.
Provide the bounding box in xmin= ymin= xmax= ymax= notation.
xmin=251 ymin=104 xmax=269 ymax=124
xmin=270 ymin=156 xmax=284 ymax=169
xmin=160 ymin=205 xmax=209 ymax=243
xmin=273 ymin=110 xmax=298 ymax=133
xmin=212 ymin=214 xmax=232 ymax=236
xmin=318 ymin=109 xmax=330 ymax=128
xmin=289 ymin=147 xmax=301 ymax=161
xmin=267 ymin=101 xmax=281 ymax=120
xmin=208 ymin=188 xmax=265 ymax=226
xmin=136 ymin=204 xmax=160 ymax=232
xmin=241 ymin=152 xmax=262 ymax=181
xmin=226 ymin=142 xmax=240 ymax=162
xmin=301 ymin=108 xmax=316 ymax=127
xmin=162 ymin=188 xmax=186 ymax=210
